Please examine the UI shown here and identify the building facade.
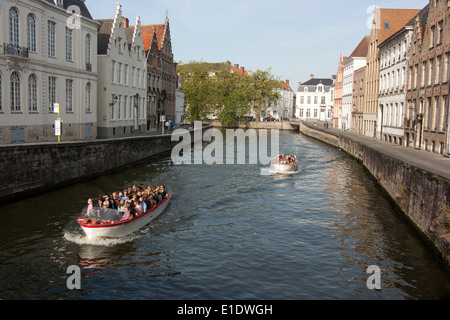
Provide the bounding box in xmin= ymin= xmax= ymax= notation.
xmin=296 ymin=75 xmax=335 ymax=122
xmin=406 ymin=2 xmax=450 ymax=155
xmin=96 ymin=4 xmax=147 ymax=139
xmin=142 ymin=18 xmax=177 ymax=131
xmin=0 ymin=0 xmax=98 ymax=144
xmin=333 ymin=52 xmax=346 ymax=128
xmin=175 ymin=73 xmax=185 ymax=125
xmin=351 ymin=66 xmax=366 ymax=135
xmin=363 ymin=8 xmax=420 ymax=138
xmin=267 ymin=80 xmax=295 ymax=120
xmin=378 ymin=17 xmax=414 ymax=145
xmin=342 ymin=36 xmax=369 ymax=131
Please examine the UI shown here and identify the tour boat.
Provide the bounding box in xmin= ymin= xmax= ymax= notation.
xmin=270 ymin=155 xmax=298 ymax=173
xmin=77 ymin=194 xmax=171 ymax=239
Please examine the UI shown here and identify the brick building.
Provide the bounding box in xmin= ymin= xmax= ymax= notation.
xmin=142 ymin=18 xmax=177 ymax=131
xmin=405 ymin=1 xmax=450 ymax=155
xmin=363 ymin=8 xmax=420 ymax=138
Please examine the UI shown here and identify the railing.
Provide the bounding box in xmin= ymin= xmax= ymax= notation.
xmin=3 ymin=43 xmax=29 ymax=58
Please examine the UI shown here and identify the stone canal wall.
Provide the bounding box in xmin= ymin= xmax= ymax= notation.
xmin=0 ymin=125 xmax=207 ymax=205
xmin=299 ymin=121 xmax=450 ymax=266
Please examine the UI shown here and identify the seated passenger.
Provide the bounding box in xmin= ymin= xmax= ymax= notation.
xmin=121 ymin=204 xmax=132 ymax=220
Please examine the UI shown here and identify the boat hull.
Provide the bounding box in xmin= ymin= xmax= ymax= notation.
xmin=78 ymin=195 xmax=171 ymax=239
xmin=270 ymin=163 xmax=297 ymax=173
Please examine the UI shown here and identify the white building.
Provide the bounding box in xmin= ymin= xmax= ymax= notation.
xmin=267 ymin=80 xmax=295 ymax=120
xmin=342 ymin=36 xmax=369 ymax=131
xmin=377 ymin=19 xmax=413 ymax=145
xmin=175 ymin=73 xmax=185 ymax=125
xmin=96 ymin=3 xmax=147 ymax=139
xmin=295 ymin=75 xmax=335 ymax=122
xmin=0 ymin=0 xmax=99 ymax=144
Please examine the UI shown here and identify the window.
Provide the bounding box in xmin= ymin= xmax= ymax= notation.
xmin=429 ymin=59 xmax=434 ymax=86
xmin=430 ymin=25 xmax=436 ymax=48
xmin=117 ymin=38 xmax=121 ymax=53
xmin=446 ymin=53 xmax=450 ymax=82
xmin=117 ymin=95 xmax=121 ymax=120
xmin=117 ymin=63 xmax=122 ymax=84
xmin=0 ymin=74 xmax=2 ymax=112
xmin=124 ymin=65 xmax=128 ymax=85
xmin=436 ymin=56 xmax=441 ymax=84
xmin=384 ymin=22 xmax=390 ymax=29
xmin=299 ymin=96 xmax=304 ymax=104
xmin=111 ymin=94 xmax=115 ymax=120
xmin=9 ymin=8 xmax=19 ymax=46
xmin=27 ymin=14 xmax=36 ymax=53
xmin=124 ymin=96 xmax=128 ymax=119
xmin=66 ymin=79 xmax=73 ymax=112
xmin=49 ymin=76 xmax=56 ymax=112
xmin=85 ymin=34 xmax=91 ymax=65
xmin=438 ymin=21 xmax=444 ymax=45
xmin=10 ymin=72 xmax=21 ymax=111
xmin=307 ymin=96 xmax=311 ymax=104
xmin=48 ymin=21 xmax=56 ymax=57
xmin=65 ymin=27 xmax=72 ymax=61
xmin=85 ymin=82 xmax=91 ymax=113
xmin=111 ymin=61 xmax=115 ymax=83
xmin=28 ymin=74 xmax=37 ymax=112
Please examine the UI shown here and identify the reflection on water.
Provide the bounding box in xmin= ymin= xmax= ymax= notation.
xmin=1 ymin=132 xmax=450 ymax=299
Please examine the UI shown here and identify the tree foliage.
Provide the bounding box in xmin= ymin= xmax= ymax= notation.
xmin=177 ymin=60 xmax=282 ymax=127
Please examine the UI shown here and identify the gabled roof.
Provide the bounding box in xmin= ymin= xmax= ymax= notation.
xmin=377 ymin=8 xmax=422 ymax=44
xmin=349 ymin=36 xmax=370 ymax=58
xmin=301 ymin=78 xmax=334 ymax=86
xmin=43 ymin=0 xmax=93 ymax=20
xmin=96 ymin=19 xmax=114 ymax=54
xmin=142 ymin=24 xmax=166 ymax=52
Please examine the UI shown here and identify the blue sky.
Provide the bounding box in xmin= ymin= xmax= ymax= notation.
xmin=88 ymin=0 xmax=430 ymax=92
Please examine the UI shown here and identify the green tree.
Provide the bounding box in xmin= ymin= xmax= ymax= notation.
xmin=177 ymin=61 xmax=282 ymax=126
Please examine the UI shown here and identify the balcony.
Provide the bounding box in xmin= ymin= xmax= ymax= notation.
xmin=3 ymin=43 xmax=29 ymax=59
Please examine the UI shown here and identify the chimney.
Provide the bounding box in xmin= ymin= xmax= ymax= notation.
xmin=298 ymin=81 xmax=302 ymax=86
xmin=241 ymin=67 xmax=245 ymax=73
xmin=286 ymin=80 xmax=289 ymax=85
xmin=234 ymin=64 xmax=239 ymax=69
xmin=122 ymin=17 xmax=129 ymax=28
xmin=310 ymin=74 xmax=314 ymax=79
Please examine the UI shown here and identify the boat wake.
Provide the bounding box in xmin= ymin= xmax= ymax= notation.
xmin=63 ymin=228 xmax=139 ymax=246
xmin=260 ymin=167 xmax=301 ymax=176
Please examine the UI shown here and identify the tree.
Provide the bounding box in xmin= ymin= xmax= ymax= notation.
xmin=247 ymin=69 xmax=282 ymax=121
xmin=177 ymin=61 xmax=282 ymax=126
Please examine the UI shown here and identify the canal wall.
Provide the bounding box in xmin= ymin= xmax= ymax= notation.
xmin=209 ymin=120 xmax=297 ymax=130
xmin=299 ymin=121 xmax=450 ymax=266
xmin=0 ymin=125 xmax=208 ymax=205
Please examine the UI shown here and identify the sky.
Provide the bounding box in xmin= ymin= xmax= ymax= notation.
xmin=88 ymin=0 xmax=430 ymax=92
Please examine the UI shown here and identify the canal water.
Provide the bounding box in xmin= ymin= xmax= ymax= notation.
xmin=1 ymin=130 xmax=450 ymax=300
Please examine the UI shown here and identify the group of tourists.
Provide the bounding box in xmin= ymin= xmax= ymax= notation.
xmin=274 ymin=154 xmax=297 ymax=165
xmin=83 ymin=184 xmax=169 ymax=222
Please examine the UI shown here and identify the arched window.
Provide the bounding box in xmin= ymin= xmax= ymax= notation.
xmin=10 ymin=72 xmax=21 ymax=111
xmin=9 ymin=7 xmax=19 ymax=46
xmin=27 ymin=14 xmax=36 ymax=52
xmin=28 ymin=74 xmax=38 ymax=112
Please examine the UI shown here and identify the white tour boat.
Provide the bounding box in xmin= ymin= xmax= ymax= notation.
xmin=270 ymin=155 xmax=298 ymax=173
xmin=77 ymin=194 xmax=171 ymax=239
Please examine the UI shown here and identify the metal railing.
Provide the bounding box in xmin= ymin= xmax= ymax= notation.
xmin=3 ymin=43 xmax=29 ymax=58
